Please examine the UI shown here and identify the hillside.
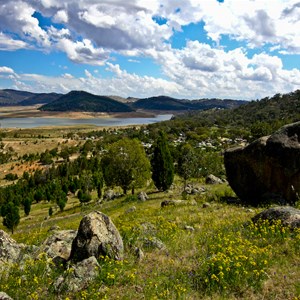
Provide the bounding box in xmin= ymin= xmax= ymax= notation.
xmin=0 ymin=89 xmax=62 ymax=106
xmin=39 ymin=90 xmax=134 ymax=113
xmin=147 ymin=90 xmax=300 ymax=141
xmin=132 ymin=95 xmax=246 ymax=111
xmin=19 ymin=93 xmax=62 ymax=105
xmin=177 ymin=90 xmax=300 ymax=127
xmin=0 ymin=89 xmax=35 ymax=105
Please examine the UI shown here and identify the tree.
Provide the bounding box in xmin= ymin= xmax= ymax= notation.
xmin=177 ymin=143 xmax=197 ymax=188
xmin=23 ymin=197 xmax=32 ymax=216
xmin=151 ymin=131 xmax=174 ymax=191
xmin=101 ymin=138 xmax=151 ymax=194
xmin=2 ymin=202 xmax=20 ymax=234
xmin=93 ymin=171 xmax=104 ymax=198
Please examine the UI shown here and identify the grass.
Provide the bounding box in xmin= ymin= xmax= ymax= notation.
xmin=0 ymin=183 xmax=300 ymax=299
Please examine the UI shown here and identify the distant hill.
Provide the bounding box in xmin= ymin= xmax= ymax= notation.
xmin=163 ymin=90 xmax=300 ymax=139
xmin=0 ymin=89 xmax=35 ymax=105
xmin=132 ymin=95 xmax=246 ymax=111
xmin=0 ymin=89 xmax=62 ymax=106
xmin=39 ymin=90 xmax=134 ymax=113
xmin=20 ymin=93 xmax=62 ymax=105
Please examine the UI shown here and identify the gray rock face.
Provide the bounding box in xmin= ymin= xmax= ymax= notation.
xmin=0 ymin=292 xmax=13 ymax=300
xmin=224 ymin=122 xmax=300 ymax=206
xmin=54 ymin=256 xmax=100 ymax=293
xmin=0 ymin=230 xmax=25 ymax=271
xmin=205 ymin=174 xmax=223 ymax=185
xmin=69 ymin=211 xmax=124 ymax=263
xmin=143 ymin=237 xmax=166 ymax=250
xmin=103 ymin=190 xmax=118 ymax=200
xmin=125 ymin=206 xmax=136 ymax=214
xmin=252 ymin=206 xmax=300 ymax=229
xmin=138 ymin=191 xmax=148 ymax=201
xmin=37 ymin=230 xmax=77 ymax=262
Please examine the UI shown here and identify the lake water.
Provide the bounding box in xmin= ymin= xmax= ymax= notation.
xmin=0 ymin=114 xmax=173 ymax=129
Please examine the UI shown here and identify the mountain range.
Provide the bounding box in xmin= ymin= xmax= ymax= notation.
xmin=0 ymin=89 xmax=247 ymax=113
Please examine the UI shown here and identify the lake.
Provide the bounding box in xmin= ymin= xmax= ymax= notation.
xmin=0 ymin=114 xmax=173 ymax=129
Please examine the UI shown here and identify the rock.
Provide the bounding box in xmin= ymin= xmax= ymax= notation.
xmin=103 ymin=190 xmax=115 ymax=200
xmin=0 ymin=292 xmax=13 ymax=300
xmin=202 ymin=202 xmax=211 ymax=208
xmin=0 ymin=230 xmax=25 ymax=271
xmin=125 ymin=206 xmax=136 ymax=214
xmin=48 ymin=225 xmax=60 ymax=232
xmin=54 ymin=256 xmax=100 ymax=293
xmin=161 ymin=199 xmax=197 ymax=208
xmin=225 ymin=122 xmax=300 ymax=206
xmin=252 ymin=206 xmax=300 ymax=229
xmin=205 ymin=174 xmax=223 ymax=185
xmin=143 ymin=237 xmax=166 ymax=250
xmin=138 ymin=191 xmax=148 ymax=201
xmin=69 ymin=211 xmax=124 ymax=263
xmin=134 ymin=247 xmax=144 ymax=261
xmin=139 ymin=222 xmax=156 ymax=235
xmin=184 ymin=225 xmax=195 ymax=232
xmin=37 ymin=230 xmax=77 ymax=262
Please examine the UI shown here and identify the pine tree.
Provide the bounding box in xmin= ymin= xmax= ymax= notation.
xmin=151 ymin=131 xmax=174 ymax=191
xmin=23 ymin=197 xmax=32 ymax=216
xmin=2 ymin=202 xmax=20 ymax=234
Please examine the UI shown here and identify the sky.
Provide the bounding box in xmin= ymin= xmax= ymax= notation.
xmin=0 ymin=0 xmax=300 ymax=100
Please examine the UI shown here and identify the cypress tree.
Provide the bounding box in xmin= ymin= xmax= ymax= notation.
xmin=151 ymin=131 xmax=174 ymax=191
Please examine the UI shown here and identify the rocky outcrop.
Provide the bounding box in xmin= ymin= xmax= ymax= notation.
xmin=161 ymin=199 xmax=197 ymax=207
xmin=138 ymin=191 xmax=148 ymax=201
xmin=205 ymin=174 xmax=223 ymax=185
xmin=224 ymin=122 xmax=300 ymax=206
xmin=54 ymin=256 xmax=100 ymax=293
xmin=37 ymin=230 xmax=77 ymax=264
xmin=0 ymin=292 xmax=13 ymax=300
xmin=69 ymin=211 xmax=123 ymax=263
xmin=252 ymin=206 xmax=300 ymax=229
xmin=0 ymin=230 xmax=25 ymax=271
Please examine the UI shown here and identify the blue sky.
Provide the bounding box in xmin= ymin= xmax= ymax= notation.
xmin=0 ymin=0 xmax=299 ymax=100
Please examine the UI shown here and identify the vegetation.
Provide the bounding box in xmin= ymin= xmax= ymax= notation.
xmin=1 ymin=201 xmax=20 ymax=234
xmin=151 ymin=131 xmax=174 ymax=191
xmin=102 ymin=138 xmax=151 ymax=194
xmin=0 ymin=183 xmax=299 ymax=299
xmin=133 ymin=95 xmax=246 ymax=111
xmin=40 ymin=90 xmax=134 ymax=112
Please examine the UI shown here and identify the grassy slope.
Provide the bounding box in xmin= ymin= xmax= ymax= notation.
xmin=0 ymin=182 xmax=299 ymax=299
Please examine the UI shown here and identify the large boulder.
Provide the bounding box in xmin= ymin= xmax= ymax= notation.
xmin=252 ymin=206 xmax=300 ymax=229
xmin=69 ymin=211 xmax=123 ymax=263
xmin=224 ymin=122 xmax=300 ymax=206
xmin=0 ymin=230 xmax=25 ymax=271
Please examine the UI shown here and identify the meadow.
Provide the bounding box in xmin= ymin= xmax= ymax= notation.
xmin=0 ymin=181 xmax=299 ymax=300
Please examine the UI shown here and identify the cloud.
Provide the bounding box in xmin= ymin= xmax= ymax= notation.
xmin=0 ymin=32 xmax=28 ymax=50
xmin=0 ymin=66 xmax=15 ymax=74
xmin=56 ymin=38 xmax=110 ymax=65
xmin=153 ymin=41 xmax=300 ymax=99
xmin=0 ymin=1 xmax=50 ymax=47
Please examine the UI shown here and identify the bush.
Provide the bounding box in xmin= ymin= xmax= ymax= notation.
xmin=4 ymin=173 xmax=18 ymax=181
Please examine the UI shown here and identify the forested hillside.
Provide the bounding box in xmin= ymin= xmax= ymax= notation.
xmin=40 ymin=90 xmax=134 ymax=112
xmin=150 ymin=90 xmax=300 ymax=141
